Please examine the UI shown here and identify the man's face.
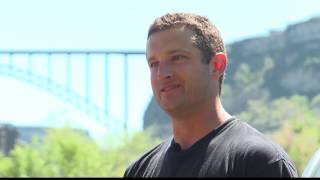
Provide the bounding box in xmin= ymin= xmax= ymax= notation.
xmin=146 ymin=27 xmax=215 ymax=116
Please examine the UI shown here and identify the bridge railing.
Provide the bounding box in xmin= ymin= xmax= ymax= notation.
xmin=0 ymin=50 xmax=147 ymax=134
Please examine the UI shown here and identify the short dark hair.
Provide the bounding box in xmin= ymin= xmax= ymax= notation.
xmin=148 ymin=12 xmax=226 ymax=95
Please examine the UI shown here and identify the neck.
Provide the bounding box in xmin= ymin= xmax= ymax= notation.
xmin=171 ymin=96 xmax=231 ymax=150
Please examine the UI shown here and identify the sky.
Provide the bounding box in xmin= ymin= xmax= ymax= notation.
xmin=0 ymin=0 xmax=320 ymax=141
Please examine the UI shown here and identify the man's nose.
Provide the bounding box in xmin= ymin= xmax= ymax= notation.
xmin=157 ymin=62 xmax=173 ymax=80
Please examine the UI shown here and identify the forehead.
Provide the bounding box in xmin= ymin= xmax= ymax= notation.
xmin=146 ymin=27 xmax=196 ymax=58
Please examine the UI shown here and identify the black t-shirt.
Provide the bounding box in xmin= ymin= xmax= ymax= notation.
xmin=124 ymin=117 xmax=299 ymax=177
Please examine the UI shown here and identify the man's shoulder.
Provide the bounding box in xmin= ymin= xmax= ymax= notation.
xmin=226 ymin=119 xmax=299 ymax=177
xmin=229 ymin=119 xmax=287 ymax=158
xmin=124 ymin=138 xmax=171 ymax=177
xmin=238 ymin=138 xmax=299 ymax=177
xmin=132 ymin=140 xmax=166 ymax=164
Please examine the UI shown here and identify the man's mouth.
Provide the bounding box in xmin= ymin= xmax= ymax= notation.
xmin=160 ymin=84 xmax=181 ymax=93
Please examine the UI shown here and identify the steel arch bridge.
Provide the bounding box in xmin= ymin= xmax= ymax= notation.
xmin=0 ymin=50 xmax=146 ymax=133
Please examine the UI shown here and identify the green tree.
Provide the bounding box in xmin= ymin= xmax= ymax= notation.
xmin=222 ymin=57 xmax=274 ymax=114
xmin=239 ymin=95 xmax=313 ymax=133
xmin=102 ymin=129 xmax=161 ymax=176
xmin=271 ymin=111 xmax=320 ymax=175
xmin=0 ymin=127 xmax=160 ymax=177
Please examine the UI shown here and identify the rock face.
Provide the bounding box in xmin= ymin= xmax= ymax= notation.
xmin=143 ymin=16 xmax=320 ymax=138
xmin=228 ymin=16 xmax=320 ymax=98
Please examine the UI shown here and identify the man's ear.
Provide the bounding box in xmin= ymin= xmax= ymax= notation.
xmin=211 ymin=52 xmax=227 ymax=74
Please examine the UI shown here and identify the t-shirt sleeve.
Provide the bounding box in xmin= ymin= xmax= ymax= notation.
xmin=123 ymin=161 xmax=139 ymax=178
xmin=123 ymin=163 xmax=133 ymax=177
xmin=247 ymin=158 xmax=299 ymax=177
xmin=240 ymin=138 xmax=299 ymax=177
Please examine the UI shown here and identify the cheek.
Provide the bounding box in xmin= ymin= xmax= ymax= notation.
xmin=186 ymin=70 xmax=210 ymax=94
xmin=150 ymin=73 xmax=158 ymax=93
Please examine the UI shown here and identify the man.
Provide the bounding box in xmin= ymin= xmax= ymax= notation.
xmin=124 ymin=12 xmax=299 ymax=177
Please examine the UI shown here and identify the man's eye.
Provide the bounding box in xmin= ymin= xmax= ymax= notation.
xmin=172 ymin=55 xmax=186 ymax=61
xmin=149 ymin=62 xmax=158 ymax=68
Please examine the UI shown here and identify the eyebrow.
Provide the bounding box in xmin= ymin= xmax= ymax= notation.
xmin=167 ymin=49 xmax=190 ymax=55
xmin=146 ymin=55 xmax=155 ymax=62
xmin=147 ymin=49 xmax=190 ymax=61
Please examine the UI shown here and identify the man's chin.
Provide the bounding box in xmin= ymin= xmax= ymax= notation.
xmin=160 ymin=102 xmax=183 ymax=114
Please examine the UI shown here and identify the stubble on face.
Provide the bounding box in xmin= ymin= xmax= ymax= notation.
xmin=147 ymin=27 xmax=213 ymax=119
